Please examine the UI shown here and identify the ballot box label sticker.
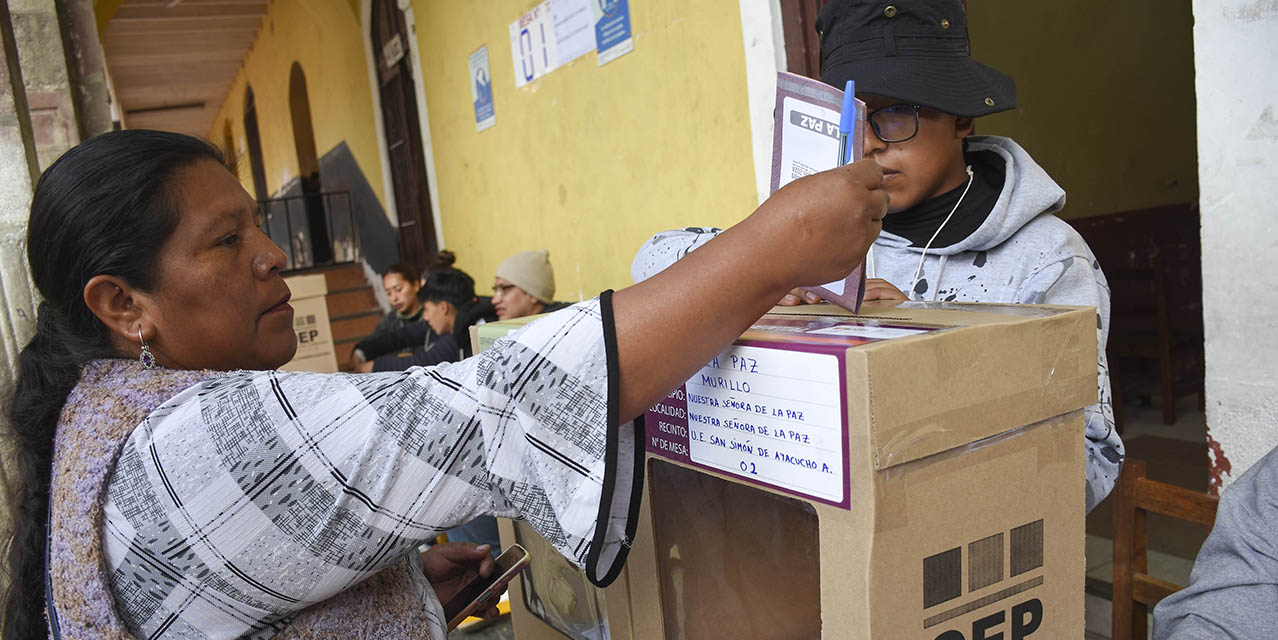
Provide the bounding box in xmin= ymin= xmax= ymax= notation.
xmin=742 ymin=316 xmax=941 ymax=346
xmin=808 ymin=324 xmax=929 ymax=340
xmin=646 ymin=341 xmax=851 ymax=509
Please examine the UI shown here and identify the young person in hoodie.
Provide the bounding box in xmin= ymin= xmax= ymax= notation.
xmin=630 ymin=0 xmax=1122 ymax=512
xmin=354 ymin=268 xmax=498 ymax=372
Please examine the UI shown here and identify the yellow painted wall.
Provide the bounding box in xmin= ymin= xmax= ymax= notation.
xmin=209 ymin=0 xmax=388 ymax=211
xmin=410 ymin=0 xmax=758 ymax=300
xmin=968 ymin=2 xmax=1198 ymax=218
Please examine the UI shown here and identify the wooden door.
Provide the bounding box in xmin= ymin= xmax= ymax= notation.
xmin=779 ymin=0 xmax=829 ymax=78
xmin=371 ymin=0 xmax=436 ymax=271
xmin=243 ymin=86 xmax=269 ymax=201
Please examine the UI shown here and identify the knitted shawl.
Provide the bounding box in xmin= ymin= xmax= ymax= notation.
xmin=46 ymin=359 xmax=436 ymax=638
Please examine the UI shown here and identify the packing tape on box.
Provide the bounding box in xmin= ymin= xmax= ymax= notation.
xmin=873 ymin=414 xmax=1077 ymax=534
xmin=870 ymin=377 xmax=1093 ymax=472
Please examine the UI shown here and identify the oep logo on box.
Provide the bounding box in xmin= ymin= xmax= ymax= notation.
xmin=923 ymin=520 xmax=1045 ymax=640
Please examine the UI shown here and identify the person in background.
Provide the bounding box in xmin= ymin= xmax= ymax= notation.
xmin=493 ymin=249 xmax=568 ymax=320
xmin=631 ymin=0 xmax=1122 ymax=513
xmin=353 ymin=268 xmax=496 ymax=372
xmin=348 ymin=261 xmax=429 ymax=369
xmin=1153 ymin=442 xmax=1278 ymax=638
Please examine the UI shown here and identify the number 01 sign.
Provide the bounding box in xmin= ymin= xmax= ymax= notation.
xmin=508 ymin=2 xmax=558 ymax=88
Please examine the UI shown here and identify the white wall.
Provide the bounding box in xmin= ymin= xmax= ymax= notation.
xmin=1194 ymin=0 xmax=1278 ymax=489
xmin=737 ymin=0 xmax=786 ymax=205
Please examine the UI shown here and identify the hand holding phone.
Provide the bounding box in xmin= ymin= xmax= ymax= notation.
xmin=438 ymin=544 xmax=531 ymax=630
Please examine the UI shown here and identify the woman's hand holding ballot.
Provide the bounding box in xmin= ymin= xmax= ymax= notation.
xmin=612 ymin=159 xmax=887 ymax=421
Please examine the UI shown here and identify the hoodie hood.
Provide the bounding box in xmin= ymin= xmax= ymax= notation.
xmin=874 ymin=136 xmax=1066 ymax=255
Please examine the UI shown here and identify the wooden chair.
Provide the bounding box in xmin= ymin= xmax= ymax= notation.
xmin=1068 ymin=203 xmax=1204 ymax=429
xmin=1112 ymin=460 xmax=1219 ymax=640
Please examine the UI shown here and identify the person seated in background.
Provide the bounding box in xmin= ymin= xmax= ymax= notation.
xmin=354 ymin=268 xmax=496 ymax=372
xmin=347 ymin=261 xmax=430 ymax=369
xmin=492 ymin=249 xmax=569 ymax=320
xmin=631 ymin=0 xmax=1123 ymax=514
xmin=1152 ymin=442 xmax=1278 ymax=639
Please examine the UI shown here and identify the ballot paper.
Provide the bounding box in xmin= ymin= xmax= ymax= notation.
xmin=771 ymin=72 xmax=868 ymax=312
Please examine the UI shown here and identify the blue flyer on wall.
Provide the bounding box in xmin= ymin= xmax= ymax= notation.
xmin=469 ymin=45 xmax=495 ymax=132
xmin=592 ymin=0 xmax=633 ymax=65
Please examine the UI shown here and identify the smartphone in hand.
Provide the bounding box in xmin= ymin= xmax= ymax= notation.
xmin=442 ymin=544 xmax=531 ymax=630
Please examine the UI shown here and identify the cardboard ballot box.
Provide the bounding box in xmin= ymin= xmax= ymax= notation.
xmin=629 ymin=301 xmax=1097 ymax=640
xmin=474 ymin=319 xmax=636 ymax=640
xmin=474 ymin=301 xmax=1096 ymax=639
xmin=280 ymin=274 xmax=338 ymax=373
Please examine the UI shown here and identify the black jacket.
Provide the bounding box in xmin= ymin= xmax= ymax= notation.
xmin=370 ymin=298 xmax=498 ymax=372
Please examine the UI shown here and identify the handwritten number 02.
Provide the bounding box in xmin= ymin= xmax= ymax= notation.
xmin=519 ymin=28 xmax=534 ymax=82
xmin=739 ymin=461 xmax=757 ymax=475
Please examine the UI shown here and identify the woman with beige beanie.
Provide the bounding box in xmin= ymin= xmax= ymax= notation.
xmin=493 ymin=249 xmax=562 ymax=319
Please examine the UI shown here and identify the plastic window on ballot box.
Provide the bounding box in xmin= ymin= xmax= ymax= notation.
xmin=649 ymin=460 xmax=822 ymax=640
xmin=514 ymin=520 xmax=611 ymax=639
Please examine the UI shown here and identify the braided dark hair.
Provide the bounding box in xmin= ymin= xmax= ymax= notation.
xmin=2 ymin=130 xmax=223 ymax=639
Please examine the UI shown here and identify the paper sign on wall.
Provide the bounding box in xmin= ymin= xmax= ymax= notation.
xmin=551 ymin=0 xmax=595 ymax=65
xmin=510 ymin=2 xmax=558 ymax=88
xmin=469 ymin=45 xmax=495 ymax=132
xmin=592 ymin=0 xmax=633 ymax=65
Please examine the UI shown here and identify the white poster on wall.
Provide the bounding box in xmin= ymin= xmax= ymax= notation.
xmin=550 ymin=0 xmax=595 ymax=65
xmin=591 ymin=0 xmax=633 ymax=65
xmin=509 ymin=1 xmax=558 ymax=88
xmin=469 ymin=45 xmax=496 ymax=132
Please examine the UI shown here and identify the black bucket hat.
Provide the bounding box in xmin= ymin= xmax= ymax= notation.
xmin=816 ymin=0 xmax=1016 ymax=117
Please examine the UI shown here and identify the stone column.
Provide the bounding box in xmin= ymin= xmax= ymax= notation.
xmin=0 ymin=0 xmax=43 ymax=598
xmin=12 ymin=0 xmax=80 ymax=169
xmin=1 ymin=0 xmax=42 ymax=377
xmin=54 ymin=0 xmax=111 ymax=138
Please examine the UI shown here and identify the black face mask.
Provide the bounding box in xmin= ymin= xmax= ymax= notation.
xmin=882 ymin=147 xmax=1005 ymax=249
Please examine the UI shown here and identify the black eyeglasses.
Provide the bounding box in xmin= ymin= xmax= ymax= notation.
xmin=867 ymin=104 xmax=922 ymax=143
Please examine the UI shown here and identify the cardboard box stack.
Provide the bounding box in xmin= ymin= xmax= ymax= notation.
xmin=280 ymin=274 xmax=338 ymax=374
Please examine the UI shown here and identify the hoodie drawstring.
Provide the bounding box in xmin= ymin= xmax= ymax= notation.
xmin=910 ymin=165 xmax=975 ymax=299
xmin=866 ymin=245 xmax=877 ymax=279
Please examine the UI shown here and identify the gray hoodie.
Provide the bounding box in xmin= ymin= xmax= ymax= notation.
xmin=1153 ymin=443 xmax=1278 ymax=639
xmin=631 ymin=136 xmax=1123 ymax=512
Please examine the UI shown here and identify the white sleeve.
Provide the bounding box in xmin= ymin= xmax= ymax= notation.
xmin=631 ymin=227 xmax=723 ymax=283
xmin=103 ymin=295 xmax=640 ymax=638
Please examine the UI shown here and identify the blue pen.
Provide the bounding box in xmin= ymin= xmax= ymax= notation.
xmin=836 ymin=80 xmax=856 ymax=166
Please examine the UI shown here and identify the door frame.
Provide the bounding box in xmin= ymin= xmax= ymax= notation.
xmin=738 ymin=0 xmax=788 ymax=205
xmin=361 ymin=0 xmax=445 ymax=252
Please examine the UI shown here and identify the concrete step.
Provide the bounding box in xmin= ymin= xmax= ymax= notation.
xmin=326 ymin=286 xmax=379 ymax=319
xmin=330 ymin=310 xmax=381 ymax=344
xmin=284 ymin=262 xmax=370 ymax=292
xmin=322 ymin=264 xmax=369 ymax=292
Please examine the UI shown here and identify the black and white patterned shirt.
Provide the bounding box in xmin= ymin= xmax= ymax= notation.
xmin=102 ymin=297 xmax=640 ymax=639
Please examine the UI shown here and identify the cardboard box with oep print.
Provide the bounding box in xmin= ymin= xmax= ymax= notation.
xmin=624 ymin=301 xmax=1097 ymax=640
xmin=280 ymin=274 xmax=338 ymax=374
